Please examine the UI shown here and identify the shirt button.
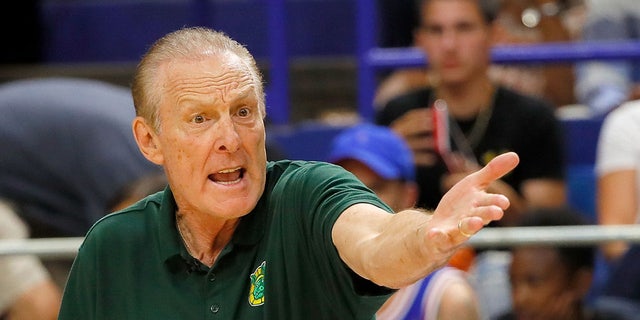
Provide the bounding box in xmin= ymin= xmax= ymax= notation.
xmin=209 ymin=273 xmax=216 ymax=282
xmin=210 ymin=304 xmax=220 ymax=313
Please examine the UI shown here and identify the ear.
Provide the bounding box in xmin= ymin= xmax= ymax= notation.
xmin=571 ymin=268 xmax=594 ymax=299
xmin=413 ymin=27 xmax=426 ymax=48
xmin=132 ymin=116 xmax=164 ymax=165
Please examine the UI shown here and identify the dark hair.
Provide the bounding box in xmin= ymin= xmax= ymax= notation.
xmin=419 ymin=0 xmax=502 ymax=24
xmin=516 ymin=207 xmax=595 ymax=274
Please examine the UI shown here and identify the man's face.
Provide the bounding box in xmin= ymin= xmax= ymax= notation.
xmin=415 ymin=0 xmax=493 ymax=85
xmin=509 ymin=247 xmax=582 ymax=320
xmin=151 ymin=52 xmax=267 ymax=219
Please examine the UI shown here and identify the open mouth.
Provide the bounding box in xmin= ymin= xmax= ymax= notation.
xmin=208 ymin=167 xmax=245 ymax=185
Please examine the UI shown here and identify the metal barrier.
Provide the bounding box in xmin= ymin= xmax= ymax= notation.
xmin=2 ymin=225 xmax=640 ymax=258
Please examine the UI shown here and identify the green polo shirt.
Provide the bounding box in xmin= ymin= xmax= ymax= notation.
xmin=59 ymin=160 xmax=395 ymax=320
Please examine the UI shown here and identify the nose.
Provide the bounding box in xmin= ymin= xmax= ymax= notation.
xmin=213 ymin=116 xmax=240 ymax=153
xmin=441 ymin=30 xmax=457 ymax=49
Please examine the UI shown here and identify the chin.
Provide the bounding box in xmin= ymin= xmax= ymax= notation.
xmin=215 ymin=198 xmax=259 ymax=217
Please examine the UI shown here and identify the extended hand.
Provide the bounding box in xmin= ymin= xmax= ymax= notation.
xmin=430 ymin=152 xmax=520 ymax=245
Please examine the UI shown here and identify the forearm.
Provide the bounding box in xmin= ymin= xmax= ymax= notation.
xmin=333 ymin=152 xmax=519 ymax=288
xmin=597 ymin=170 xmax=637 ymax=261
xmin=333 ymin=204 xmax=454 ymax=288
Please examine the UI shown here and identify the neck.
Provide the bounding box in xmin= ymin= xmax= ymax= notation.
xmin=434 ymin=77 xmax=495 ymax=119
xmin=176 ymin=211 xmax=239 ymax=267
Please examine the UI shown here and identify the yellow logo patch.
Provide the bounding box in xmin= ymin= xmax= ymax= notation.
xmin=249 ymin=261 xmax=266 ymax=306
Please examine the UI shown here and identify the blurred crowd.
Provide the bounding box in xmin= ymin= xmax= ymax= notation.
xmin=2 ymin=0 xmax=640 ymax=319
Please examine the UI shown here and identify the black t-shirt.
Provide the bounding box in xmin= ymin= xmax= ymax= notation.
xmin=376 ymin=86 xmax=565 ymax=214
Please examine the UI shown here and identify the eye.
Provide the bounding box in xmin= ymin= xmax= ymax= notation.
xmin=421 ymin=25 xmax=441 ymax=36
xmin=237 ymin=107 xmax=251 ymax=118
xmin=192 ymin=114 xmax=205 ymax=124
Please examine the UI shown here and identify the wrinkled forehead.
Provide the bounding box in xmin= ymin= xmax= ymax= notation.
xmin=157 ymin=52 xmax=264 ymax=106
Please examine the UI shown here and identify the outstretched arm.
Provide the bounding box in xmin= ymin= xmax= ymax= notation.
xmin=332 ymin=152 xmax=519 ymax=288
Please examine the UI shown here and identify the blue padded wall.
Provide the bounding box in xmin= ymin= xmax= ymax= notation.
xmin=40 ymin=0 xmax=356 ymax=63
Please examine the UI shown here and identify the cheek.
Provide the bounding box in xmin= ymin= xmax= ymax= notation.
xmin=246 ymin=127 xmax=267 ymax=152
xmin=425 ymin=43 xmax=442 ymax=58
xmin=161 ymin=133 xmax=201 ymax=166
xmin=468 ymin=41 xmax=491 ymax=60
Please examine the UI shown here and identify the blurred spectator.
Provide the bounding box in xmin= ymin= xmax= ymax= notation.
xmin=375 ymin=0 xmax=566 ymax=226
xmin=595 ymin=100 xmax=640 ymax=263
xmin=0 ymin=77 xmax=163 ymax=301
xmin=0 ymin=77 xmax=162 ymax=239
xmin=375 ymin=1 xmax=567 ymax=318
xmin=0 ymin=200 xmax=60 ymax=320
xmin=327 ymin=124 xmax=419 ymax=212
xmin=575 ymin=0 xmax=640 ymax=117
xmin=373 ymin=0 xmax=585 ymax=110
xmin=594 ymin=243 xmax=640 ymax=320
xmin=497 ymin=207 xmax=627 ymax=320
xmin=328 ymin=123 xmax=481 ymax=320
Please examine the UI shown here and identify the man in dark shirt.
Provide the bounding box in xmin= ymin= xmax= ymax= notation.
xmin=375 ymin=1 xmax=566 ymax=318
xmin=376 ymin=0 xmax=566 ymax=224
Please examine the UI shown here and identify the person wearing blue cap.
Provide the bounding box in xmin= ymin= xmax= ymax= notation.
xmin=327 ymin=123 xmax=418 ymax=211
xmin=328 ymin=123 xmax=481 ymax=320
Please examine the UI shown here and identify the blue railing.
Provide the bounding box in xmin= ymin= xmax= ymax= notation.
xmin=354 ymin=0 xmax=640 ymax=121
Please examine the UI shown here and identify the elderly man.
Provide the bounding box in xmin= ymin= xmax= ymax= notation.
xmin=58 ymin=27 xmax=518 ymax=319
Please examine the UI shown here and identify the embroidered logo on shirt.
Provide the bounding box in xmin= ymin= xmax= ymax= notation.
xmin=249 ymin=261 xmax=266 ymax=306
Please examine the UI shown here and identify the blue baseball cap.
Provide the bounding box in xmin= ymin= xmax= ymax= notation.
xmin=327 ymin=123 xmax=415 ymax=181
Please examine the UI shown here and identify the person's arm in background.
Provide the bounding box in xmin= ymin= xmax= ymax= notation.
xmin=332 ymin=152 xmax=519 ymax=288
xmin=598 ymin=169 xmax=637 ymax=261
xmin=596 ymin=103 xmax=640 ymax=262
xmin=0 ymin=201 xmax=61 ymax=320
xmin=436 ymin=274 xmax=481 ymax=320
xmin=4 ymin=281 xmax=61 ymax=320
